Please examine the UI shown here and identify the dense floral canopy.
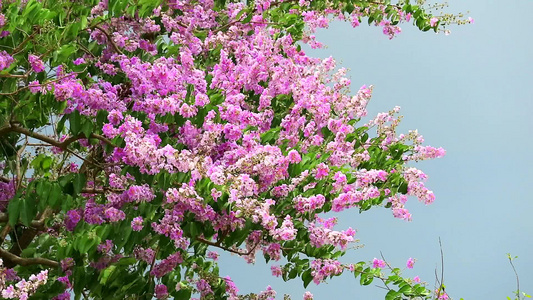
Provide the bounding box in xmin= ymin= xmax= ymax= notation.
xmin=0 ymin=0 xmax=468 ymax=299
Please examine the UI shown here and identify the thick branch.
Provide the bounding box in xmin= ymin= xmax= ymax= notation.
xmin=0 ymin=248 xmax=58 ymax=268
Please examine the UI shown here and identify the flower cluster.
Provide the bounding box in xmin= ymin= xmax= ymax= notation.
xmin=0 ymin=260 xmax=48 ymax=300
xmin=311 ymin=259 xmax=344 ymax=284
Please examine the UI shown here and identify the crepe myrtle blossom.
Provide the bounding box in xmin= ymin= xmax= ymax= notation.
xmin=28 ymin=54 xmax=45 ymax=73
xmin=373 ymin=258 xmax=387 ymax=268
xmin=131 ymin=216 xmax=144 ymax=231
xmin=0 ymin=50 xmax=13 ymax=71
xmin=155 ymin=284 xmax=168 ymax=299
xmin=406 ymin=257 xmax=416 ymax=269
xmin=0 ymin=261 xmax=48 ymax=300
xmin=271 ymin=265 xmax=283 ymax=277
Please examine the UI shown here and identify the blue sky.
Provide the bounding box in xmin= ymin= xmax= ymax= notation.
xmin=219 ymin=1 xmax=533 ymax=299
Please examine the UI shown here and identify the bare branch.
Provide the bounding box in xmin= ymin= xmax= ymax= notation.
xmin=507 ymin=254 xmax=521 ymax=299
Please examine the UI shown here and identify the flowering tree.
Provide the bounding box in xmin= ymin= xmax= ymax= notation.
xmin=0 ymin=0 xmax=471 ymax=299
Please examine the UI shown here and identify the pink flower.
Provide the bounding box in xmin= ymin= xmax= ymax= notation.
xmin=314 ymin=163 xmax=329 ymax=179
xmin=155 ymin=284 xmax=168 ymax=299
xmin=131 ymin=217 xmax=144 ymax=231
xmin=413 ymin=276 xmax=421 ymax=283
xmin=436 ymin=291 xmax=449 ymax=300
xmin=0 ymin=50 xmax=13 ymax=71
xmin=287 ymin=149 xmax=302 ymax=163
xmin=372 ymin=258 xmax=386 ymax=268
xmin=430 ymin=17 xmax=439 ymax=27
xmin=28 ymin=54 xmax=45 ymax=73
xmin=303 ymin=291 xmax=314 ymax=300
xmin=104 ymin=207 xmax=126 ymax=222
xmin=65 ymin=210 xmax=82 ymax=231
xmin=468 ymin=17 xmax=475 ymax=24
xmin=271 ymin=265 xmax=282 ymax=277
xmin=73 ymin=57 xmax=86 ymax=65
xmin=207 ymin=251 xmax=219 ymax=261
xmin=28 ymin=81 xmax=41 ymax=93
xmin=406 ymin=257 xmax=415 ymax=269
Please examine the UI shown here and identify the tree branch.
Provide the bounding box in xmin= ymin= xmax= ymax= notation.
xmin=0 ymin=248 xmax=58 ymax=268
xmin=0 ymin=214 xmax=49 ymax=228
xmin=93 ymin=25 xmax=124 ymax=55
xmin=195 ymin=237 xmax=258 ymax=256
xmin=0 ymin=124 xmax=113 ymax=150
xmin=508 ymin=254 xmax=521 ymax=298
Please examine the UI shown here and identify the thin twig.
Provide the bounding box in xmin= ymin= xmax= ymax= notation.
xmin=508 ymin=254 xmax=520 ymax=298
xmin=81 ymin=188 xmax=124 ymax=194
xmin=0 ymin=73 xmax=28 ymax=78
xmin=15 ymin=137 xmax=28 ymax=190
xmin=435 ymin=237 xmax=445 ymax=298
xmin=93 ymin=25 xmax=124 ymax=55
xmin=0 ymin=70 xmax=84 ymax=96
xmin=195 ymin=237 xmax=259 ymax=256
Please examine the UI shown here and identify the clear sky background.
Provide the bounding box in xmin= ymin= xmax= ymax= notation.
xmin=219 ymin=1 xmax=533 ymax=299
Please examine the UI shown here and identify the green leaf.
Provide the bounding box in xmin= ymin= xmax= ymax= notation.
xmin=57 ymin=115 xmax=68 ymax=133
xmin=48 ymin=183 xmax=62 ymax=208
xmin=114 ymin=257 xmax=137 ymax=266
xmin=361 ymin=132 xmax=369 ymax=143
xmin=385 ymin=290 xmax=400 ymax=300
xmin=398 ymin=182 xmax=408 ymax=194
xmin=174 ymin=288 xmax=192 ymax=300
xmin=81 ymin=119 xmax=94 ymax=139
xmin=7 ymin=194 xmax=21 ymax=226
xmin=36 ymin=180 xmax=51 ymax=209
xmin=99 ymin=265 xmax=117 ymax=285
xmin=19 ymin=196 xmax=37 ymax=227
xmin=78 ymin=234 xmax=98 ymax=254
xmin=360 ymin=267 xmax=374 ymax=285
xmin=302 ymin=269 xmax=312 ymax=288
xmin=41 ymin=156 xmax=53 ymax=171
xmin=242 ymin=13 xmax=253 ymax=24
xmin=72 ymin=173 xmax=86 ymax=195
xmin=398 ymin=284 xmax=413 ymax=295
xmin=52 ymin=44 xmax=77 ymax=67
xmin=70 ymin=111 xmax=82 ymax=136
